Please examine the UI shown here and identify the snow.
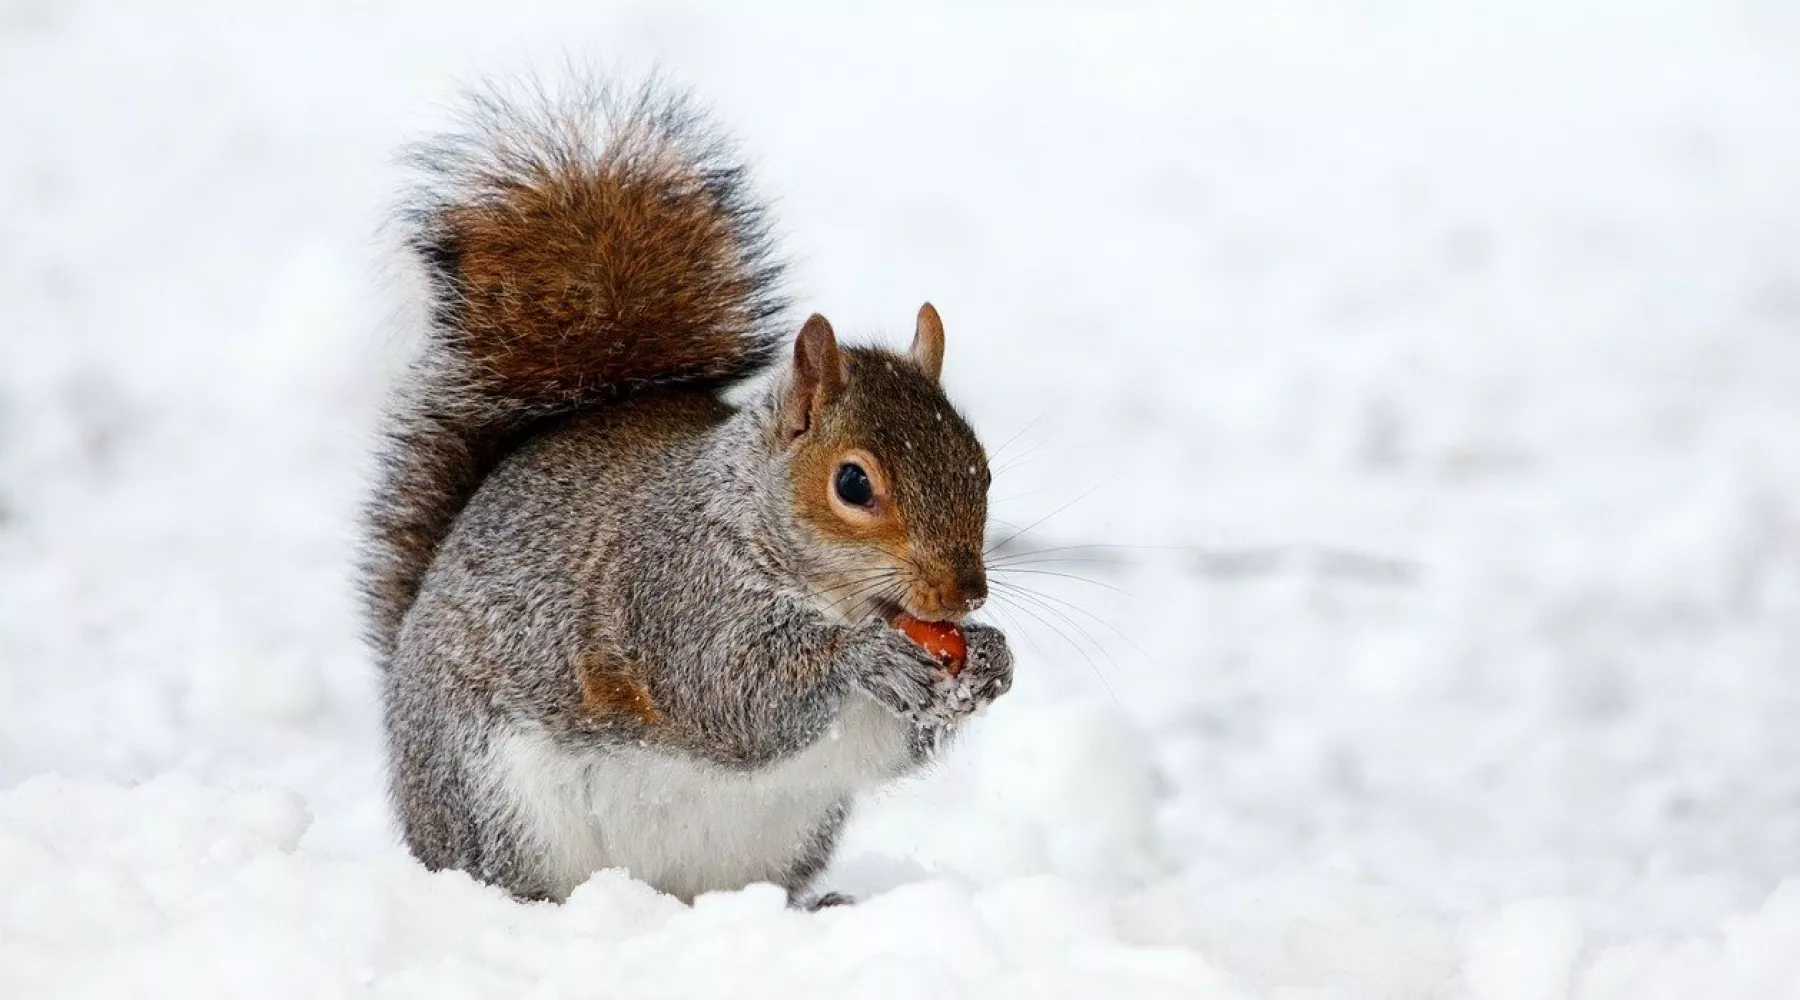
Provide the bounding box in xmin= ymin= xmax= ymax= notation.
xmin=4 ymin=1 xmax=1800 ymax=996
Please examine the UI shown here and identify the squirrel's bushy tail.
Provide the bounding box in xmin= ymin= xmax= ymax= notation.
xmin=361 ymin=76 xmax=788 ymax=661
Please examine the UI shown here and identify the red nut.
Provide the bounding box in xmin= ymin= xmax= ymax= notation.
xmin=892 ymin=613 xmax=967 ymax=676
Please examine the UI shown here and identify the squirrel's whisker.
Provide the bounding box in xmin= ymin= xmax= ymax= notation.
xmin=990 ymin=582 xmax=1109 ymax=660
xmin=826 ymin=568 xmax=904 ymax=590
xmin=984 ymin=472 xmax=1117 ymax=557
xmin=829 ymin=573 xmax=907 ymax=613
xmin=990 ymin=541 xmax=1159 ymax=556
xmin=988 ymin=588 xmax=1121 ymax=705
xmin=978 ymin=601 xmax=1043 ymax=661
xmin=984 ymin=541 xmax=1180 ymax=567
xmin=988 ymin=555 xmax=1133 ymax=571
xmin=988 ymin=565 xmax=1132 ymax=597
xmin=989 ymin=487 xmax=1057 ymax=506
xmin=990 ymin=578 xmax=1159 ymax=668
xmin=807 ymin=574 xmax=890 ymax=608
xmin=819 ymin=574 xmax=903 ymax=616
xmin=990 ymin=436 xmax=1052 ymax=479
xmin=985 ymin=411 xmax=1046 ymax=464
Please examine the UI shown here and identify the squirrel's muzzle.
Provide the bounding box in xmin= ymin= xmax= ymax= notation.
xmin=908 ymin=561 xmax=988 ymax=620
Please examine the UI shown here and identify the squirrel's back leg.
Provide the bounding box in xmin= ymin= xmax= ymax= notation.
xmin=383 ymin=626 xmax=561 ymax=902
xmin=777 ymin=798 xmax=852 ymax=907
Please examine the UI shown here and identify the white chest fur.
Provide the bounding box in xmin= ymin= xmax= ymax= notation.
xmin=486 ymin=694 xmax=912 ymax=901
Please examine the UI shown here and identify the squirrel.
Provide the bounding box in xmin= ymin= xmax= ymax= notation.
xmin=359 ymin=77 xmax=1013 ymax=908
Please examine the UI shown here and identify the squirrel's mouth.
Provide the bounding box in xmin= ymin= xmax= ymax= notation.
xmin=869 ymin=596 xmax=909 ymax=624
xmin=852 ymin=568 xmax=981 ymax=625
xmin=873 ymin=595 xmax=970 ymax=625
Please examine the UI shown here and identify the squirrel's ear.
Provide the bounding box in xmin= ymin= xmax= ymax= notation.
xmin=910 ymin=303 xmax=945 ymax=382
xmin=783 ymin=313 xmax=845 ymax=439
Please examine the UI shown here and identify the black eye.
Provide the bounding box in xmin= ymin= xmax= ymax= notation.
xmin=833 ymin=462 xmax=874 ymax=508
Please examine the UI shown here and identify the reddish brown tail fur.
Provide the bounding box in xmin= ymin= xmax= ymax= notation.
xmin=360 ymin=77 xmax=788 ymax=661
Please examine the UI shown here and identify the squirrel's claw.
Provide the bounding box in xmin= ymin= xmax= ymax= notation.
xmin=796 ymin=891 xmax=856 ymax=911
xmin=927 ymin=622 xmax=1013 ymax=724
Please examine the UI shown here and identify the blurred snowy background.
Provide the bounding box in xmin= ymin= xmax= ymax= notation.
xmin=4 ymin=2 xmax=1800 ymax=996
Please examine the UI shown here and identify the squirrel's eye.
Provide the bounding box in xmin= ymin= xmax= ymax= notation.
xmin=833 ymin=462 xmax=874 ymax=508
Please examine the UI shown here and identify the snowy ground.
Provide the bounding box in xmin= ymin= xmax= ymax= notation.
xmin=5 ymin=1 xmax=1800 ymax=996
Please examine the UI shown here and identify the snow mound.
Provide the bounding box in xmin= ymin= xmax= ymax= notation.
xmin=4 ymin=777 xmax=1799 ymax=997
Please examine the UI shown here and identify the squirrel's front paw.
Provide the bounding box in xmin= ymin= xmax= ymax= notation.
xmin=851 ymin=620 xmax=1014 ymax=727
xmin=927 ymin=622 xmax=1013 ymax=723
xmin=848 ymin=623 xmax=946 ymax=724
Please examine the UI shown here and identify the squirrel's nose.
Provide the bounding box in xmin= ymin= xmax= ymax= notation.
xmin=952 ymin=565 xmax=988 ymax=614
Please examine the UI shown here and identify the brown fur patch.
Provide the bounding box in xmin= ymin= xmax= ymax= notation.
xmin=442 ymin=156 xmax=760 ymax=399
xmin=576 ymin=650 xmax=662 ymax=725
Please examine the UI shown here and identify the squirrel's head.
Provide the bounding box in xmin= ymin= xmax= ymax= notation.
xmin=776 ymin=305 xmax=990 ymax=623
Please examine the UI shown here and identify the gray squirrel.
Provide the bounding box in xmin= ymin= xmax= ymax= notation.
xmin=359 ymin=77 xmax=1013 ymax=907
